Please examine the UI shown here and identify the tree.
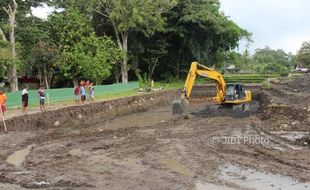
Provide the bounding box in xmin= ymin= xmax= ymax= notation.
xmin=0 ymin=40 xmax=10 ymax=78
xmin=252 ymin=47 xmax=293 ymax=74
xmin=55 ymin=7 xmax=121 ymax=83
xmin=296 ymin=41 xmax=310 ymax=67
xmin=155 ymin=0 xmax=251 ymax=80
xmin=129 ymin=33 xmax=167 ymax=83
xmin=2 ymin=0 xmax=18 ymax=91
xmin=28 ymin=41 xmax=57 ymax=89
xmin=95 ymin=0 xmax=177 ymax=83
xmin=59 ymin=34 xmax=121 ymax=83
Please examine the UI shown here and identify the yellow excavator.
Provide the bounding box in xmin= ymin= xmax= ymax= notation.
xmin=172 ymin=62 xmax=252 ymax=115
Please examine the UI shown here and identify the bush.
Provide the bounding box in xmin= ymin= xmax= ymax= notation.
xmin=280 ymin=72 xmax=289 ymax=77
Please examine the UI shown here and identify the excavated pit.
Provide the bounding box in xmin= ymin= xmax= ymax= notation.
xmin=0 ymin=90 xmax=178 ymax=132
xmin=0 ymin=82 xmax=310 ymax=190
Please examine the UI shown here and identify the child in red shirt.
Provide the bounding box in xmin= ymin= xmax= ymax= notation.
xmin=0 ymin=90 xmax=6 ymax=115
xmin=74 ymin=83 xmax=80 ymax=105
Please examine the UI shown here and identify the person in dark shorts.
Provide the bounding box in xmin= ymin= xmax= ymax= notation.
xmin=38 ymin=86 xmax=45 ymax=111
xmin=74 ymin=82 xmax=80 ymax=104
xmin=80 ymin=84 xmax=86 ymax=103
xmin=22 ymin=85 xmax=29 ymax=113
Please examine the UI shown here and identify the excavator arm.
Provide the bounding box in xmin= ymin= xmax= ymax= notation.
xmin=183 ymin=62 xmax=226 ymax=104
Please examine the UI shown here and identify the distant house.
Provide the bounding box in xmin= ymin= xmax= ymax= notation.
xmin=294 ymin=64 xmax=309 ymax=73
xmin=227 ymin=64 xmax=239 ymax=73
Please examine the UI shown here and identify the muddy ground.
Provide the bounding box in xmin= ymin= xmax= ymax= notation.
xmin=0 ymin=75 xmax=310 ymax=190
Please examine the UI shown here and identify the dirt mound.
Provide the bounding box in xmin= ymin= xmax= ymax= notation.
xmin=259 ymin=74 xmax=310 ymax=131
xmin=285 ymin=73 xmax=310 ymax=93
xmin=192 ymin=102 xmax=259 ymax=119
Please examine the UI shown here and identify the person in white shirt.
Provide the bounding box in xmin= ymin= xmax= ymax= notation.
xmin=22 ymin=85 xmax=29 ymax=113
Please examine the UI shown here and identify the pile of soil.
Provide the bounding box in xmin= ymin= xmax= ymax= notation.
xmin=259 ymin=74 xmax=310 ymax=131
xmin=284 ymin=73 xmax=310 ymax=93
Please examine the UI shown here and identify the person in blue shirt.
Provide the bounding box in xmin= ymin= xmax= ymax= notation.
xmin=80 ymin=84 xmax=86 ymax=103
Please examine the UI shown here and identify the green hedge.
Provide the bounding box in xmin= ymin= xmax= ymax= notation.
xmin=5 ymin=82 xmax=139 ymax=108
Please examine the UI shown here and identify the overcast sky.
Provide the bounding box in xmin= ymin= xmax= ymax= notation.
xmin=32 ymin=1 xmax=310 ymax=54
xmin=220 ymin=0 xmax=310 ymax=54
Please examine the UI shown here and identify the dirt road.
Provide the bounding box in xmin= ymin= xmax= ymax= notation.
xmin=0 ymin=75 xmax=310 ymax=190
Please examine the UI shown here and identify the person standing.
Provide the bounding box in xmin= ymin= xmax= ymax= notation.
xmin=22 ymin=85 xmax=29 ymax=113
xmin=90 ymin=86 xmax=95 ymax=102
xmin=74 ymin=82 xmax=80 ymax=105
xmin=38 ymin=86 xmax=45 ymax=111
xmin=80 ymin=84 xmax=86 ymax=104
xmin=88 ymin=83 xmax=93 ymax=101
xmin=0 ymin=90 xmax=6 ymax=116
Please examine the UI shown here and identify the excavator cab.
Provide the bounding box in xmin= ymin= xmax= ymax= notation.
xmin=225 ymin=83 xmax=246 ymax=101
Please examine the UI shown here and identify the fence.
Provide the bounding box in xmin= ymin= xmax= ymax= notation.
xmin=5 ymin=82 xmax=139 ymax=108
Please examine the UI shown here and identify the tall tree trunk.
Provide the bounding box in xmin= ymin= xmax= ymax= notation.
xmin=115 ymin=72 xmax=120 ymax=83
xmin=148 ymin=58 xmax=158 ymax=82
xmin=38 ymin=70 xmax=42 ymax=86
xmin=43 ymin=67 xmax=49 ymax=89
xmin=111 ymin=23 xmax=128 ymax=84
xmin=121 ymin=31 xmax=129 ymax=83
xmin=176 ymin=61 xmax=180 ymax=81
xmin=48 ymin=74 xmax=54 ymax=89
xmin=8 ymin=17 xmax=18 ymax=91
xmin=3 ymin=0 xmax=18 ymax=92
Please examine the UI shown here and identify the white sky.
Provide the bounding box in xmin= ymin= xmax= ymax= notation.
xmin=32 ymin=1 xmax=310 ymax=54
xmin=31 ymin=4 xmax=54 ymax=20
xmin=220 ymin=0 xmax=310 ymax=54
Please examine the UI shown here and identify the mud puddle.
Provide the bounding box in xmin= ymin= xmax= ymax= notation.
xmin=220 ymin=164 xmax=310 ymax=189
xmin=0 ymin=183 xmax=26 ymax=190
xmin=6 ymin=145 xmax=34 ymax=167
xmin=198 ymin=163 xmax=310 ymax=190
xmin=98 ymin=106 xmax=172 ymax=130
xmin=97 ymin=103 xmax=205 ymax=130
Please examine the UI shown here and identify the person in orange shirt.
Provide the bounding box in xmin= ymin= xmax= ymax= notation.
xmin=0 ymin=90 xmax=7 ymax=116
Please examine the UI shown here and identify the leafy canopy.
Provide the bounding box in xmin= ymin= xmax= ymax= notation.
xmin=297 ymin=41 xmax=310 ymax=67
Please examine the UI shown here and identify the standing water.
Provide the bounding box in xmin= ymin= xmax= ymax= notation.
xmin=197 ymin=163 xmax=310 ymax=190
xmin=6 ymin=145 xmax=34 ymax=168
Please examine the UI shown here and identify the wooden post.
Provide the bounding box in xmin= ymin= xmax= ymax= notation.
xmin=0 ymin=107 xmax=7 ymax=133
xmin=47 ymin=92 xmax=50 ymax=107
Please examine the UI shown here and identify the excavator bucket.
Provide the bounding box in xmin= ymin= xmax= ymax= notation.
xmin=172 ymin=99 xmax=184 ymax=115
